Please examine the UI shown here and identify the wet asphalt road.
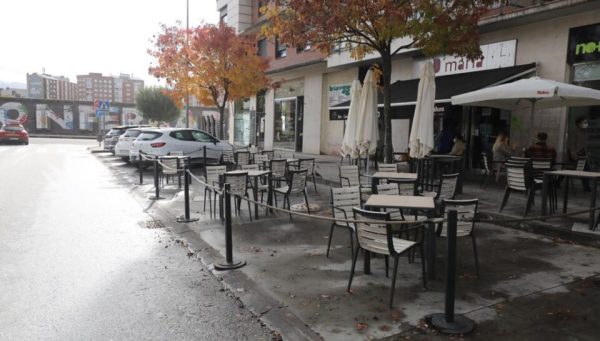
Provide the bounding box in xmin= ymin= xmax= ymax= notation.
xmin=0 ymin=138 xmax=272 ymax=340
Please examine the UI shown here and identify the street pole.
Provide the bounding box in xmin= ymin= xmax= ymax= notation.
xmin=185 ymin=0 xmax=190 ymax=128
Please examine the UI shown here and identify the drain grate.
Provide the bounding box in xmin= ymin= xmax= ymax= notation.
xmin=138 ymin=220 xmax=166 ymax=229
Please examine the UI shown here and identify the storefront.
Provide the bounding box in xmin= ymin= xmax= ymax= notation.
xmin=567 ymin=22 xmax=600 ymax=170
xmin=273 ymin=79 xmax=304 ymax=151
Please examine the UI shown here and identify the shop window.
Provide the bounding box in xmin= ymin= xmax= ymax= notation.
xmin=257 ymin=38 xmax=268 ymax=57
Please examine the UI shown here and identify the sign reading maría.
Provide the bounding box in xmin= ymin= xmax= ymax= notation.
xmin=568 ymin=23 xmax=600 ymax=64
xmin=414 ymin=40 xmax=517 ymax=77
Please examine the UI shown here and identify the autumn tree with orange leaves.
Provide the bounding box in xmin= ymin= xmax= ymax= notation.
xmin=262 ymin=0 xmax=493 ymax=162
xmin=149 ymin=23 xmax=270 ymax=138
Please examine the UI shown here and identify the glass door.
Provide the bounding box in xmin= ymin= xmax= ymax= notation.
xmin=274 ymin=97 xmax=297 ymax=150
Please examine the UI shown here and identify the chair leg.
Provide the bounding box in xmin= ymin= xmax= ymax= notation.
xmin=525 ymin=189 xmax=535 ymax=216
xmin=203 ymin=187 xmax=208 ymax=212
xmin=347 ymin=246 xmax=360 ymax=292
xmin=385 ymin=256 xmax=389 ymax=278
xmin=304 ymin=191 xmax=311 ymax=215
xmin=287 ymin=195 xmax=292 ymax=221
xmin=313 ymin=173 xmax=318 ymax=193
xmin=246 ymin=195 xmax=253 ymax=222
xmin=420 ymin=243 xmax=427 ymax=289
xmin=349 ymin=229 xmax=355 ymax=261
xmin=326 ymin=223 xmax=336 ymax=258
xmin=499 ymin=187 xmax=511 ymax=212
xmin=471 ymin=234 xmax=480 ymax=278
xmin=389 ymin=255 xmax=400 ymax=309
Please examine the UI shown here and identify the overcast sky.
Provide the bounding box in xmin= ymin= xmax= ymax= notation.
xmin=0 ymin=0 xmax=218 ymax=88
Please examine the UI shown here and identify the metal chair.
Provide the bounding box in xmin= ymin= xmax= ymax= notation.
xmin=159 ymin=156 xmax=181 ymax=188
xmin=204 ymin=165 xmax=227 ymax=218
xmin=327 ymin=186 xmax=361 ymax=259
xmin=438 ymin=199 xmax=480 ymax=277
xmin=420 ymin=173 xmax=459 ymax=202
xmin=273 ymin=169 xmax=310 ymax=220
xmin=221 ymin=150 xmax=235 ymax=170
xmin=269 ymin=159 xmax=288 ymax=186
xmin=261 ymin=150 xmax=275 ymax=160
xmin=348 ymin=208 xmax=426 ymax=308
xmin=339 ymin=165 xmax=372 ymax=196
xmin=378 ymin=163 xmax=399 ymax=173
xmin=254 ymin=154 xmax=269 ymax=169
xmin=223 ymin=171 xmax=253 ymax=222
xmin=499 ymin=161 xmax=538 ymax=216
xmin=235 ymin=151 xmax=251 ymax=167
xmin=567 ymin=156 xmax=588 ymax=193
xmin=298 ymin=158 xmax=318 ymax=193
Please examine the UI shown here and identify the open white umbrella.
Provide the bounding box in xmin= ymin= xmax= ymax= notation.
xmin=409 ymin=60 xmax=436 ymax=158
xmin=451 ymin=76 xmax=600 ymax=127
xmin=340 ymin=79 xmax=362 ymax=158
xmin=356 ymin=69 xmax=379 ymax=159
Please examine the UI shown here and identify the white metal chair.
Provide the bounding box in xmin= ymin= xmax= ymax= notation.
xmin=378 ymin=163 xmax=398 ymax=172
xmin=273 ymin=169 xmax=310 ymax=220
xmin=348 ymin=208 xmax=426 ymax=308
xmin=327 ymin=186 xmax=361 ymax=259
xmin=223 ymin=171 xmax=253 ymax=221
xmin=204 ymin=165 xmax=227 ymax=218
xmin=269 ymin=159 xmax=288 ymax=185
xmin=438 ymin=199 xmax=480 ymax=277
xmin=235 ymin=151 xmax=251 ymax=167
xmin=254 ymin=154 xmax=269 ymax=169
xmin=221 ymin=150 xmax=235 ymax=169
xmin=499 ymin=162 xmax=538 ymax=216
xmin=339 ymin=165 xmax=372 ymax=197
xmin=298 ymin=158 xmax=318 ymax=193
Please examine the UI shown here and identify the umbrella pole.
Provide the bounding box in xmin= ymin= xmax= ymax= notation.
xmin=530 ymin=100 xmax=536 ymax=132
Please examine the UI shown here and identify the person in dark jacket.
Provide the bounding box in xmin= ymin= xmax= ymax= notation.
xmin=524 ymin=132 xmax=556 ymax=161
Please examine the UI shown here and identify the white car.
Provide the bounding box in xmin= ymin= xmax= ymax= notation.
xmin=114 ymin=127 xmax=147 ymax=160
xmin=129 ymin=128 xmax=233 ymax=164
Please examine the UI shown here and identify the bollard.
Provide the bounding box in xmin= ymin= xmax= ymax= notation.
xmin=214 ymin=183 xmax=246 ymax=270
xmin=177 ymin=166 xmax=199 ymax=223
xmin=203 ymin=145 xmax=207 ymax=167
xmin=149 ymin=156 xmax=164 ymax=200
xmin=177 ymin=157 xmax=182 ymax=189
xmin=424 ymin=209 xmax=475 ymax=335
xmin=138 ymin=151 xmax=143 ymax=185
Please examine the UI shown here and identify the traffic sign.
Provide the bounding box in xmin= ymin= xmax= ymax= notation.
xmin=96 ymin=110 xmax=106 ymax=117
xmin=98 ymin=100 xmax=110 ymax=111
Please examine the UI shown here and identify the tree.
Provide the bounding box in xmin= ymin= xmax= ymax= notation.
xmin=135 ymin=87 xmax=180 ymax=125
xmin=262 ymin=0 xmax=493 ymax=162
xmin=149 ymin=23 xmax=270 ymax=138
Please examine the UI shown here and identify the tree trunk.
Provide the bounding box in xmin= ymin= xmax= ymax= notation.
xmin=218 ymin=107 xmax=225 ymax=139
xmin=382 ymin=54 xmax=393 ymax=163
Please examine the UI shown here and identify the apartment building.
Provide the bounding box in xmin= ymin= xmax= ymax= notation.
xmin=26 ymin=73 xmax=77 ymax=101
xmin=76 ymin=73 xmax=143 ymax=104
xmin=220 ymin=0 xmax=600 ymax=167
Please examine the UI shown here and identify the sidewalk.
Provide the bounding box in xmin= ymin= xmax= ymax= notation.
xmin=94 ymin=150 xmax=600 ymax=340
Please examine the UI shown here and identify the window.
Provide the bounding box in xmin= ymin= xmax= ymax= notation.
xmin=138 ymin=131 xmax=162 ymax=141
xmin=257 ymin=38 xmax=268 ymax=57
xmin=276 ymin=38 xmax=287 ymax=58
xmin=220 ymin=5 xmax=228 ymax=24
xmin=191 ymin=130 xmax=214 ymax=142
xmin=170 ymin=130 xmax=195 ymax=141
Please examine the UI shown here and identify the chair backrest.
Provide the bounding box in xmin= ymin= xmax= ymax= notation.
xmin=378 ymin=163 xmax=398 ymax=173
xmin=298 ymin=158 xmax=315 ymax=173
xmin=506 ymin=163 xmax=529 ymax=191
xmin=261 ymin=150 xmax=274 ymax=160
xmin=396 ymin=161 xmax=411 ymax=173
xmin=235 ymin=151 xmax=250 ymax=166
xmin=438 ymin=173 xmax=459 ymax=200
xmin=160 ymin=157 xmax=179 ymax=175
xmin=506 ymin=156 xmax=531 ymax=166
xmin=254 ymin=154 xmax=269 ymax=164
xmin=249 ymin=146 xmax=258 ymax=154
xmin=287 ymin=169 xmax=308 ymax=193
xmin=531 ymin=158 xmax=553 ymax=170
xmin=221 ymin=150 xmax=234 ymax=163
xmin=241 ymin=164 xmax=259 ymax=170
xmin=481 ymin=153 xmax=491 ymax=173
xmin=339 ymin=165 xmax=360 ymax=187
xmin=224 ymin=172 xmax=248 ymax=196
xmin=576 ymin=156 xmax=587 ymax=171
xmin=376 ymin=183 xmax=399 ymax=195
xmin=270 ymin=159 xmax=287 ymax=178
xmin=352 ymin=208 xmax=394 ymax=256
xmin=205 ymin=165 xmax=227 ymax=184
xmin=441 ymin=199 xmax=478 ymax=236
xmin=331 ymin=186 xmax=361 ymax=224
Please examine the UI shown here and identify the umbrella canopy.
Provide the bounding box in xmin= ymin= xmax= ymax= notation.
xmin=356 ymin=69 xmax=379 ymax=157
xmin=451 ymin=76 xmax=600 ymax=126
xmin=340 ymin=79 xmax=362 ymax=158
xmin=409 ymin=61 xmax=436 ymax=159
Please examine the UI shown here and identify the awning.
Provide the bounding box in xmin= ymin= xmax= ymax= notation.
xmin=331 ymin=63 xmax=537 ymax=109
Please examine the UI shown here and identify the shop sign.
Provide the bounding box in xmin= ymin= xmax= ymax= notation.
xmin=567 ymin=23 xmax=600 ymax=64
xmin=414 ymin=40 xmax=516 ymax=77
xmin=328 ymin=84 xmax=352 ymax=108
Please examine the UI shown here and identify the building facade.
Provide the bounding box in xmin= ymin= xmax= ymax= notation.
xmin=76 ymin=73 xmax=143 ymax=104
xmin=26 ymin=73 xmax=77 ymax=101
xmin=220 ymin=0 xmax=600 ymax=167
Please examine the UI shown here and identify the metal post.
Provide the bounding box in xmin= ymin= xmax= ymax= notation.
xmin=177 ymin=166 xmax=199 ymax=223
xmin=138 ymin=151 xmax=143 ymax=185
xmin=203 ymin=145 xmax=207 ymax=167
xmin=177 ymin=157 xmax=182 ymax=188
xmin=425 ymin=209 xmax=475 ymax=335
xmin=214 ymin=183 xmax=246 ymax=270
xmin=150 ymin=156 xmax=163 ymax=200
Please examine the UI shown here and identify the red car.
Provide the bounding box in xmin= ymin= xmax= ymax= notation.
xmin=0 ymin=123 xmax=29 ymax=145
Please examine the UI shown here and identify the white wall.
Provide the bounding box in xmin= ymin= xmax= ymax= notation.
xmin=321 ymin=68 xmax=358 ymax=155
xmin=303 ymin=73 xmax=323 ymax=154
xmin=264 ymin=88 xmax=275 ymax=150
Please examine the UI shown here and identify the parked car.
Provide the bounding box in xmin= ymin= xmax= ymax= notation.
xmin=103 ymin=125 xmax=147 ymax=154
xmin=129 ymin=128 xmax=233 ymax=164
xmin=114 ymin=127 xmax=148 ymax=161
xmin=0 ymin=123 xmax=29 ymax=145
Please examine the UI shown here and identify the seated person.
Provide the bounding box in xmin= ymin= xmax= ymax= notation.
xmin=449 ymin=135 xmax=465 ymax=156
xmin=524 ymin=132 xmax=556 ymax=161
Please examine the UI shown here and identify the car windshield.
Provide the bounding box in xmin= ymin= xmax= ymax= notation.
xmin=108 ymin=128 xmax=126 ymax=136
xmin=2 ymin=125 xmax=24 ymax=132
xmin=123 ymin=129 xmax=142 ymax=137
xmin=191 ymin=130 xmax=214 ymax=142
xmin=138 ymin=131 xmax=162 ymax=141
